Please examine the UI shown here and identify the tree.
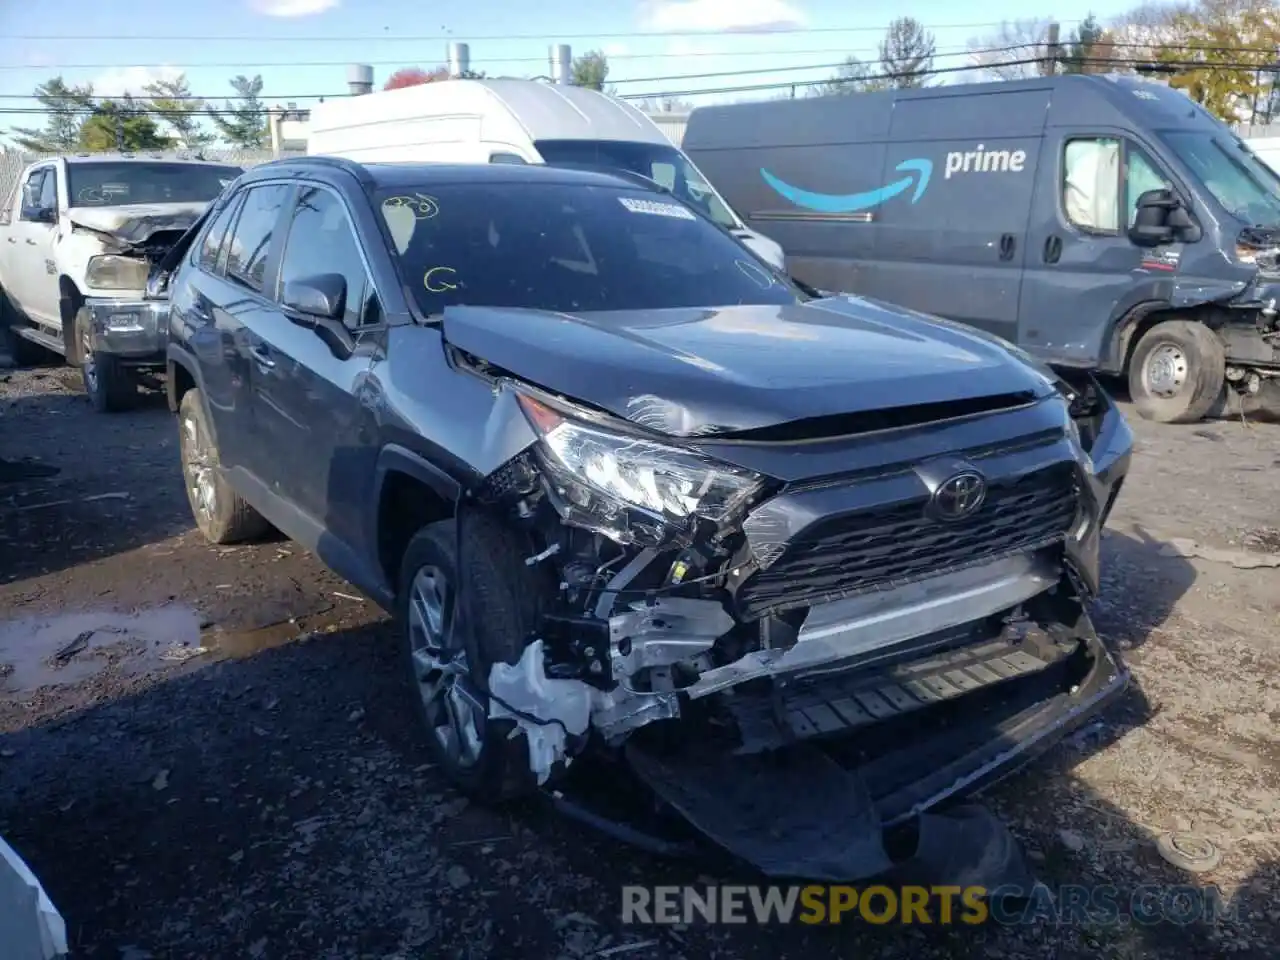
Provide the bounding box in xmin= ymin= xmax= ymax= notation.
xmin=1154 ymin=0 xmax=1280 ymax=122
xmin=144 ymin=74 xmax=214 ymax=149
xmin=813 ymin=57 xmax=884 ymax=96
xmin=8 ymin=77 xmax=97 ymax=152
xmin=79 ymin=96 xmax=172 ymax=151
xmin=571 ymin=50 xmax=609 ymax=91
xmin=1061 ymin=13 xmax=1120 ymax=74
xmin=384 ymin=66 xmax=450 ymax=90
xmin=207 ymin=74 xmax=268 ymax=148
xmin=878 ymin=16 xmax=937 ymax=89
xmin=966 ymin=19 xmax=1055 ymax=81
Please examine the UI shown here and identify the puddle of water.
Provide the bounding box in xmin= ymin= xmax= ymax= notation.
xmin=0 ymin=604 xmax=331 ymax=696
xmin=0 ymin=606 xmax=203 ymax=695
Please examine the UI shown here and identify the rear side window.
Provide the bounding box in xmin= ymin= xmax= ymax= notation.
xmin=195 ymin=195 xmax=242 ymax=273
xmin=224 ymin=184 xmax=289 ymax=293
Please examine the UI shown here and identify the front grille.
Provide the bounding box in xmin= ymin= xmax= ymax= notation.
xmin=736 ymin=464 xmax=1078 ymax=618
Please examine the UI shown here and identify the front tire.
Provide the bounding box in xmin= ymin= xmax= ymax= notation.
xmin=76 ymin=307 xmax=136 ymax=412
xmin=177 ymin=388 xmax=270 ymax=544
xmin=1128 ymin=320 xmax=1225 ymax=424
xmin=397 ymin=516 xmax=552 ymax=802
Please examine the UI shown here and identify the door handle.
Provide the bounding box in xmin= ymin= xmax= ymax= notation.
xmin=1043 ymin=235 xmax=1063 ymax=264
xmin=998 ymin=233 xmax=1016 ymax=261
xmin=249 ymin=346 xmax=276 ymax=369
xmin=24 ymin=238 xmax=36 ymax=245
xmin=5 ymin=237 xmax=14 ymax=243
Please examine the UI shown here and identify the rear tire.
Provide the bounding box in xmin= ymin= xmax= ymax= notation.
xmin=177 ymin=388 xmax=270 ymax=544
xmin=397 ymin=515 xmax=554 ymax=803
xmin=1128 ymin=320 xmax=1225 ymax=424
xmin=76 ymin=307 xmax=136 ymax=412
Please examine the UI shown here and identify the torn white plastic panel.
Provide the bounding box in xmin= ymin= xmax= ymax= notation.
xmin=0 ymin=835 xmax=67 ymax=960
xmin=488 ymin=640 xmax=595 ymax=785
xmin=685 ymin=552 xmax=1059 ymax=700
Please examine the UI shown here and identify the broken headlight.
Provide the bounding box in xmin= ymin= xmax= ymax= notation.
xmin=518 ymin=394 xmax=765 ymax=546
xmin=85 ymin=255 xmax=148 ymax=291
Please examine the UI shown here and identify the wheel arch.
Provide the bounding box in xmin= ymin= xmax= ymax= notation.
xmin=373 ymin=445 xmax=462 ymax=597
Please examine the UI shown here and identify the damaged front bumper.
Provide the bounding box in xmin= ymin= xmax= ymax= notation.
xmin=476 ymin=373 xmax=1132 ymax=846
xmin=84 ymin=297 xmax=169 ymax=362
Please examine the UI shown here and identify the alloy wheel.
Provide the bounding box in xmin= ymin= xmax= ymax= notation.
xmin=406 ymin=564 xmax=483 ymax=768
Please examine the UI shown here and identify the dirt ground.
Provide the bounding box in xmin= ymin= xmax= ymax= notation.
xmin=0 ymin=364 xmax=1276 ymax=960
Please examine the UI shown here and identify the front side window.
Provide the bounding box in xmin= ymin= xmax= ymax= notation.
xmin=1125 ymin=146 xmax=1172 ymax=227
xmin=375 ymin=181 xmax=798 ymax=318
xmin=18 ymin=169 xmax=48 ymax=220
xmin=224 ymin=184 xmax=289 ymax=293
xmin=278 ymin=186 xmax=377 ymax=328
xmin=66 ymin=162 xmax=242 ymax=207
xmin=533 ymin=140 xmax=740 ymax=231
xmin=1063 ymin=137 xmax=1120 ymax=233
xmin=1162 ymin=130 xmax=1280 ymax=226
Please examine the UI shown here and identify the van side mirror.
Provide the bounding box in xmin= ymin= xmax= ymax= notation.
xmin=1128 ymin=188 xmax=1200 ymax=247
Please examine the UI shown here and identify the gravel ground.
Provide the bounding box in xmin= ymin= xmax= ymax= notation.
xmin=0 ymin=365 xmax=1277 ymax=960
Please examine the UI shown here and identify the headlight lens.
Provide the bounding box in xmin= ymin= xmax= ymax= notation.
xmin=518 ymin=394 xmax=765 ymax=546
xmin=85 ymin=255 xmax=149 ymax=291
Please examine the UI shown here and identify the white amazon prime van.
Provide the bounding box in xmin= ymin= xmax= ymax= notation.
xmin=305 ymin=78 xmax=785 ymax=269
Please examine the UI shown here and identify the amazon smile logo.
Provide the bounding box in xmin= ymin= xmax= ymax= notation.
xmin=761 ymin=158 xmax=933 ymax=214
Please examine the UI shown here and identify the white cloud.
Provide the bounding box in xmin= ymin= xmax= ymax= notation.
xmin=642 ymin=0 xmax=806 ymax=34
xmin=603 ymin=42 xmax=630 ymax=57
xmin=247 ymin=0 xmax=339 ymax=17
xmin=92 ymin=65 xmax=184 ymax=98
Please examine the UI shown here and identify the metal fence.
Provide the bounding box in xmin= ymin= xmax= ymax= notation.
xmin=0 ymin=148 xmax=282 ymax=205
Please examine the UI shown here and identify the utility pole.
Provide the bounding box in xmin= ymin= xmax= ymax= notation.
xmin=1043 ymin=22 xmax=1061 ymax=77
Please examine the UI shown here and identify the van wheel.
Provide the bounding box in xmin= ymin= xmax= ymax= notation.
xmin=177 ymin=388 xmax=270 ymax=544
xmin=1128 ymin=320 xmax=1225 ymax=424
xmin=396 ymin=515 xmax=553 ymax=803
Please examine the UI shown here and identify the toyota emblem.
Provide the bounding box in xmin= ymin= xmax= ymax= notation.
xmin=930 ymin=471 xmax=987 ymax=521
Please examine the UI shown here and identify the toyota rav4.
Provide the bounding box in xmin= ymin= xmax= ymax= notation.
xmin=163 ymin=156 xmax=1133 ymax=877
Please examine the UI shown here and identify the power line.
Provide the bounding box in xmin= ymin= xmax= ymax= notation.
xmin=0 ymin=55 xmax=1270 ymax=118
xmin=2 ymin=21 xmax=1081 ymax=43
xmin=4 ymin=41 xmax=1279 ymax=104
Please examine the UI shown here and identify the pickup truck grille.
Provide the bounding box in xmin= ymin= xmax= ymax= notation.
xmin=736 ymin=464 xmax=1078 ymax=619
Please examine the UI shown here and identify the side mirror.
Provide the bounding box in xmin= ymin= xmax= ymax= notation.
xmin=22 ymin=205 xmax=56 ymax=224
xmin=1128 ymin=188 xmax=1199 ymax=247
xmin=281 ymin=273 xmax=354 ymax=358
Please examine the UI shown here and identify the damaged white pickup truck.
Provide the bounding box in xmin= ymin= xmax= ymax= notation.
xmin=0 ymin=154 xmax=240 ymax=410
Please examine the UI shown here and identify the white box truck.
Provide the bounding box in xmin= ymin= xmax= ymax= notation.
xmin=305 ymin=78 xmax=785 ymax=269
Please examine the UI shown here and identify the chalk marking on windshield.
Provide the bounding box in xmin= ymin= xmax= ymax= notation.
xmin=384 ymin=194 xmax=440 ymax=220
xmin=424 ymin=266 xmax=458 ymax=293
xmin=735 ymin=259 xmax=775 ymax=290
xmin=617 ymin=196 xmax=697 ymax=220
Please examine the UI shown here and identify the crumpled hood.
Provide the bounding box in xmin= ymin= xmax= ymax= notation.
xmin=441 ymin=296 xmax=1057 ymax=436
xmin=66 ymin=201 xmax=209 ymax=246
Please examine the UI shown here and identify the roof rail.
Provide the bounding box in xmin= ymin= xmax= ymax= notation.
xmin=260 ymin=154 xmax=374 ymax=187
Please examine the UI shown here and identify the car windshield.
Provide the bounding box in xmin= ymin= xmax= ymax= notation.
xmin=1162 ymin=131 xmax=1280 ymax=225
xmin=67 ymin=162 xmax=242 ymax=207
xmin=374 ymin=181 xmax=797 ymax=317
xmin=533 ymin=139 xmax=741 ymax=231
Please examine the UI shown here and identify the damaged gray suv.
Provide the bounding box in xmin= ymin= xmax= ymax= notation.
xmin=165 ymin=157 xmax=1133 ymax=870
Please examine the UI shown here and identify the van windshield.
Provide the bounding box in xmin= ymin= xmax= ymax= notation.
xmin=374 ymin=181 xmax=797 ymax=317
xmin=533 ymin=139 xmax=741 ymax=231
xmin=1162 ymin=131 xmax=1280 ymax=225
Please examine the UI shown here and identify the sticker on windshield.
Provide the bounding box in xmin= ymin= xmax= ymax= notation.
xmin=617 ymin=197 xmax=696 ymax=220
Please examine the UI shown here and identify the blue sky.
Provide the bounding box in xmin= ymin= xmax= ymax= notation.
xmin=0 ymin=0 xmax=1146 ymax=140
